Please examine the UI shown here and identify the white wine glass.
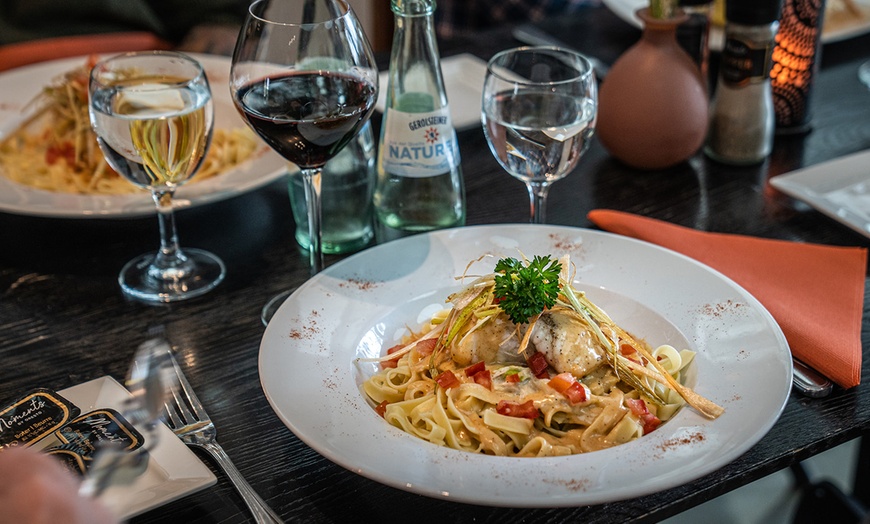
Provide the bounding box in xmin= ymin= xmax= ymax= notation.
xmin=482 ymin=46 xmax=597 ymax=224
xmin=230 ymin=0 xmax=378 ymax=324
xmin=89 ymin=51 xmax=225 ymax=303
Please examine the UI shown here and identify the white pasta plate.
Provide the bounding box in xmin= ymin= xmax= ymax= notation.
xmin=0 ymin=53 xmax=286 ymax=218
xmin=259 ymin=224 xmax=792 ymax=507
xmin=36 ymin=376 xmax=216 ymax=519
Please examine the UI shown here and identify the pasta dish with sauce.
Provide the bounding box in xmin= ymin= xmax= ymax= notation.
xmin=362 ymin=254 xmax=724 ymax=457
xmin=0 ymin=56 xmax=260 ymax=195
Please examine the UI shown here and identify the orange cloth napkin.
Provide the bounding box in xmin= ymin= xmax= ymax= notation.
xmin=588 ymin=209 xmax=867 ymax=389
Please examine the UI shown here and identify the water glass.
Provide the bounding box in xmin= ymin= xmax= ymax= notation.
xmin=482 ymin=46 xmax=597 ymax=224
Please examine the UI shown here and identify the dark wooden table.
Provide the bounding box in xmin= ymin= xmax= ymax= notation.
xmin=2 ymin=6 xmax=870 ymax=523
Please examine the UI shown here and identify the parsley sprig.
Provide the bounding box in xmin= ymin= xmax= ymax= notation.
xmin=493 ymin=255 xmax=562 ymax=325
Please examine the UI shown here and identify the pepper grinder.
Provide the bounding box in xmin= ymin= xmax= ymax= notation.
xmin=705 ymin=0 xmax=784 ymax=165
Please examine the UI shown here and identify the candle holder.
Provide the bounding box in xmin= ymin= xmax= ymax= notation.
xmin=771 ymin=0 xmax=826 ymax=134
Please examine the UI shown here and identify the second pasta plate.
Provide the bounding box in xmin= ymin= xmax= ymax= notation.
xmin=0 ymin=53 xmax=286 ymax=218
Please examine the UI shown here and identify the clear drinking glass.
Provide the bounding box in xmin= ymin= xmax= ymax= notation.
xmin=482 ymin=47 xmax=597 ymax=224
xmin=88 ymin=51 xmax=225 ymax=303
xmin=230 ymin=0 xmax=378 ymax=323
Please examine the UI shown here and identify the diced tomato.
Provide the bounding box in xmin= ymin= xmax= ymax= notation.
xmin=463 ymin=361 xmax=491 ymax=390
xmin=548 ymin=373 xmax=588 ymax=404
xmin=380 ymin=344 xmax=403 ymax=369
xmin=625 ymin=398 xmax=661 ymax=434
xmin=564 ymin=382 xmax=588 ymax=404
xmin=526 ymin=351 xmax=550 ymax=379
xmin=496 ymin=400 xmax=539 ymax=419
xmin=472 ymin=369 xmax=492 ymax=390
xmin=375 ymin=401 xmax=388 ymax=418
xmin=642 ymin=415 xmax=661 ymax=434
xmin=548 ymin=373 xmax=574 ymax=393
xmin=620 ymin=343 xmax=645 ymax=364
xmin=416 ymin=338 xmax=437 ymax=356
xmin=45 ymin=142 xmax=75 ymax=166
xmin=435 ymin=370 xmax=460 ymax=389
xmin=626 ymin=398 xmax=648 ymax=416
xmin=505 ymin=372 xmax=521 ymax=384
xmin=465 ymin=361 xmax=486 ymax=377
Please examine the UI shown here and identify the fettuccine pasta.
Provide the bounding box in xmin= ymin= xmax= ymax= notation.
xmin=361 ymin=255 xmax=723 ymax=457
xmin=0 ymin=57 xmax=259 ymax=195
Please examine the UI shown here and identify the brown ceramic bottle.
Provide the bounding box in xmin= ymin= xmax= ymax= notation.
xmin=596 ymin=8 xmax=708 ymax=170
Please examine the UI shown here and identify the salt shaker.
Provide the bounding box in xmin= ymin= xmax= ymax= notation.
xmin=705 ymin=0 xmax=784 ymax=165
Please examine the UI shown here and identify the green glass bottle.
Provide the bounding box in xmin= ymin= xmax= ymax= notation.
xmin=374 ymin=0 xmax=465 ymax=241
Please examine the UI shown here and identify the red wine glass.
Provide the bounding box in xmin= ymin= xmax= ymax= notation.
xmin=230 ymin=0 xmax=378 ymax=322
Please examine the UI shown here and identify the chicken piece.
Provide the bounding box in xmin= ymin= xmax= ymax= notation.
xmin=530 ymin=309 xmax=607 ymax=379
xmin=452 ymin=314 xmax=523 ymax=366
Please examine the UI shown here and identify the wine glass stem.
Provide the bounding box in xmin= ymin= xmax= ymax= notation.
xmin=301 ymin=168 xmax=324 ymax=274
xmin=152 ymin=189 xmax=185 ymax=267
xmin=527 ymin=181 xmax=551 ymax=224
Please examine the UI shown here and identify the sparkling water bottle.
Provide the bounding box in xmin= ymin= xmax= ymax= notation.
xmin=374 ymin=0 xmax=465 ymax=241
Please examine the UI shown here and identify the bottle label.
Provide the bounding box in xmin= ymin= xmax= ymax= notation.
xmin=721 ymin=38 xmax=773 ymax=87
xmin=380 ymin=106 xmax=460 ymax=178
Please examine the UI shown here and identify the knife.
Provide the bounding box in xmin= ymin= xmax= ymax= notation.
xmin=511 ymin=24 xmax=610 ymax=80
xmin=792 ymin=358 xmax=833 ymax=398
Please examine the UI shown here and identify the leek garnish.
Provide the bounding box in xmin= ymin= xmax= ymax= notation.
xmin=649 ymin=0 xmax=677 ymax=19
xmin=557 ymin=268 xmax=724 ymax=419
xmin=430 ymin=290 xmax=489 ymax=378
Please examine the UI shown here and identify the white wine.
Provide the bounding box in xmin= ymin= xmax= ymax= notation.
xmin=87 ymin=52 xmax=224 ymax=304
xmin=90 ymin=76 xmax=213 ymax=189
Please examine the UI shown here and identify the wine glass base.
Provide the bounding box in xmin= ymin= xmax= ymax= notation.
xmin=261 ymin=288 xmax=296 ymax=327
xmin=119 ymin=248 xmax=226 ymax=303
xmin=859 ymin=61 xmax=870 ymax=90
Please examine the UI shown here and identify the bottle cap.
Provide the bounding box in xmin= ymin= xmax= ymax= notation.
xmin=726 ymin=0 xmax=783 ymax=25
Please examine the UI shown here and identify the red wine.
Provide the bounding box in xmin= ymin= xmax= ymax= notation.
xmin=234 ymin=71 xmax=375 ymax=168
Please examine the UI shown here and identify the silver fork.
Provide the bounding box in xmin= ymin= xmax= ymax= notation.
xmin=163 ymin=353 xmax=283 ymax=524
